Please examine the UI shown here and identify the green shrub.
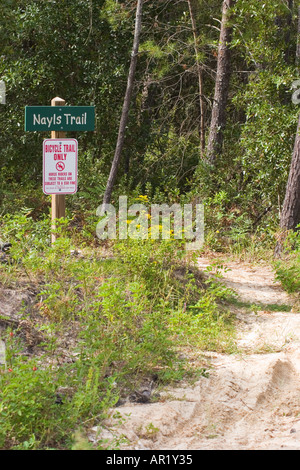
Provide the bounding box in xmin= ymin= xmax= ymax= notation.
xmin=275 ymin=228 xmax=300 ymax=294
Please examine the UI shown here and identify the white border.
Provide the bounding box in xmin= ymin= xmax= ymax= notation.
xmin=43 ymin=138 xmax=78 ymax=195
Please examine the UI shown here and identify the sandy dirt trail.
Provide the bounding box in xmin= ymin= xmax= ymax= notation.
xmin=93 ymin=257 xmax=300 ymax=450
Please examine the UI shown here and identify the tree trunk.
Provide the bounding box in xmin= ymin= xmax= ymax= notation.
xmin=279 ymin=1 xmax=300 ymax=231
xmin=279 ymin=114 xmax=300 ymax=232
xmin=206 ymin=0 xmax=235 ymax=166
xmin=102 ymin=0 xmax=143 ymax=207
xmin=297 ymin=4 xmax=300 ymax=64
xmin=275 ymin=4 xmax=300 ymax=255
xmin=187 ymin=0 xmax=205 ymax=156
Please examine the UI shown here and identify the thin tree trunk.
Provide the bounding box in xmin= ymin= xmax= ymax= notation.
xmin=275 ymin=3 xmax=300 ymax=255
xmin=277 ymin=0 xmax=294 ymax=65
xmin=285 ymin=0 xmax=293 ymax=63
xmin=206 ymin=0 xmax=235 ymax=166
xmin=280 ymin=1 xmax=300 ymax=232
xmin=187 ymin=0 xmax=205 ymax=156
xmin=102 ymin=0 xmax=143 ymax=207
xmin=279 ymin=115 xmax=300 ymax=232
xmin=297 ymin=4 xmax=300 ymax=64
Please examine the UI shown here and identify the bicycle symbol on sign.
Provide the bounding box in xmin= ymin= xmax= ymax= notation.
xmin=56 ymin=162 xmax=65 ymax=171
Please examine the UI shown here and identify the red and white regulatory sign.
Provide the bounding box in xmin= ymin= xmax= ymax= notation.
xmin=43 ymin=138 xmax=78 ymax=195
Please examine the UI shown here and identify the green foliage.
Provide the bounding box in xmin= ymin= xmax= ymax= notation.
xmin=0 ymin=346 xmax=71 ymax=449
xmin=0 ymin=0 xmax=133 ymax=196
xmin=1 ymin=0 xmax=299 ymax=234
xmin=275 ymin=228 xmax=300 ymax=294
xmin=0 ymin=212 xmax=234 ymax=449
xmin=2 ymin=0 xmax=300 ymax=449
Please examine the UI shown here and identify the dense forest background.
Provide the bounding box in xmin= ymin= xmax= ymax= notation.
xmin=2 ymin=0 xmax=300 ymax=450
xmin=0 ymin=0 xmax=300 ymax=244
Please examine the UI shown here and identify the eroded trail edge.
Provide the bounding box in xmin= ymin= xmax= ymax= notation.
xmin=93 ymin=258 xmax=300 ymax=450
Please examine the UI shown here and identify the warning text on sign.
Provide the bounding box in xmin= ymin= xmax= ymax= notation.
xmin=43 ymin=139 xmax=78 ymax=195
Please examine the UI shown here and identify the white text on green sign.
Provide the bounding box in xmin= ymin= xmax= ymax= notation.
xmin=25 ymin=106 xmax=95 ymax=131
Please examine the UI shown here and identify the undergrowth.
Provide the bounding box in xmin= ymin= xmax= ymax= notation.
xmin=0 ymin=211 xmax=235 ymax=449
xmin=274 ymin=227 xmax=300 ymax=298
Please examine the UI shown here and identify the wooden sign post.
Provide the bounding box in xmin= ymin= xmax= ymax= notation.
xmin=51 ymin=97 xmax=66 ymax=244
xmin=24 ymin=98 xmax=95 ymax=245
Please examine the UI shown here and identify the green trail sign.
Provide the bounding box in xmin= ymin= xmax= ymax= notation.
xmin=25 ymin=105 xmax=95 ymax=131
